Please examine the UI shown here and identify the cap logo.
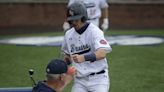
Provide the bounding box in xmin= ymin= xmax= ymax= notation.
xmin=69 ymin=10 xmax=74 ymax=16
xmin=46 ymin=68 xmax=50 ymax=73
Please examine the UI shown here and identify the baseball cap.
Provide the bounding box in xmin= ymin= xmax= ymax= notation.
xmin=46 ymin=59 xmax=68 ymax=74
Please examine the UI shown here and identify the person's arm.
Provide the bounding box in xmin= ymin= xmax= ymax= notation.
xmin=101 ymin=7 xmax=109 ymax=23
xmin=94 ymin=48 xmax=106 ymax=60
xmin=60 ymin=67 xmax=76 ymax=92
xmin=101 ymin=7 xmax=109 ymax=32
xmin=71 ymin=48 xmax=107 ymax=63
xmin=100 ymin=0 xmax=109 ymax=32
xmin=58 ymin=72 xmax=75 ymax=92
xmin=63 ymin=9 xmax=71 ymax=31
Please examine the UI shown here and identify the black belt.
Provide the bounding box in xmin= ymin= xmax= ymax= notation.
xmin=89 ymin=70 xmax=105 ymax=76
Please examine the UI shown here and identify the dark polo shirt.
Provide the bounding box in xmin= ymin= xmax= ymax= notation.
xmin=32 ymin=81 xmax=56 ymax=92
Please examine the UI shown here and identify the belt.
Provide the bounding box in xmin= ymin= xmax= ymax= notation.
xmin=89 ymin=70 xmax=105 ymax=76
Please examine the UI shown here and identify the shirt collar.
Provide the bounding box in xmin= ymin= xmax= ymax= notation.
xmin=75 ymin=22 xmax=90 ymax=34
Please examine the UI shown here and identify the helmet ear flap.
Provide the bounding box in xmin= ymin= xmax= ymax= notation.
xmin=81 ymin=11 xmax=88 ymax=23
xmin=81 ymin=16 xmax=87 ymax=23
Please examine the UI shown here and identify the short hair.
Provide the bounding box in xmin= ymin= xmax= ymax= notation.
xmin=46 ymin=74 xmax=61 ymax=80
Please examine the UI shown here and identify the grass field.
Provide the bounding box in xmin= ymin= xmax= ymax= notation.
xmin=0 ymin=29 xmax=164 ymax=92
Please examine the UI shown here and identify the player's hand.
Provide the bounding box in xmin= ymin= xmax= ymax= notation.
xmin=67 ymin=66 xmax=76 ymax=75
xmin=64 ymin=55 xmax=72 ymax=65
xmin=62 ymin=67 xmax=76 ymax=91
xmin=63 ymin=22 xmax=70 ymax=31
xmin=101 ymin=18 xmax=109 ymax=32
xmin=71 ymin=54 xmax=85 ymax=63
xmin=64 ymin=67 xmax=76 ymax=85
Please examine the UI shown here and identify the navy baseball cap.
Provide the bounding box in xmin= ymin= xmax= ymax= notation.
xmin=46 ymin=59 xmax=68 ymax=74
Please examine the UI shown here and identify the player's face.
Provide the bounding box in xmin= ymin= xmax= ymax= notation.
xmin=68 ymin=19 xmax=84 ymax=30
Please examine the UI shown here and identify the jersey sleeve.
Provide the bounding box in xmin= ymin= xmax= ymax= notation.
xmin=92 ymin=29 xmax=112 ymax=53
xmin=99 ymin=0 xmax=109 ymax=8
xmin=61 ymin=35 xmax=69 ymax=54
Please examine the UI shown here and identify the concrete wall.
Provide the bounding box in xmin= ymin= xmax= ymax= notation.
xmin=0 ymin=3 xmax=164 ymax=34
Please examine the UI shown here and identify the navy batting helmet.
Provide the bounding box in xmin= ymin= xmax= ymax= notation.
xmin=67 ymin=2 xmax=88 ymax=22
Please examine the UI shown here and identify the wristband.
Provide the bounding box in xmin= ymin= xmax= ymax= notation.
xmin=84 ymin=53 xmax=96 ymax=62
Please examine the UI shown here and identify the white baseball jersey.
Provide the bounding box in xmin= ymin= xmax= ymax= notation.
xmin=68 ymin=0 xmax=109 ymax=26
xmin=62 ymin=23 xmax=112 ymax=77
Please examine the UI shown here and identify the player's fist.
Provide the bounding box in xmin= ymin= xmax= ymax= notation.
xmin=64 ymin=67 xmax=76 ymax=86
xmin=71 ymin=54 xmax=85 ymax=63
xmin=67 ymin=66 xmax=76 ymax=75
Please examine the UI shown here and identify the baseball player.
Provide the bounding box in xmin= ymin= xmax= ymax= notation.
xmin=61 ymin=2 xmax=112 ymax=92
xmin=63 ymin=0 xmax=109 ymax=32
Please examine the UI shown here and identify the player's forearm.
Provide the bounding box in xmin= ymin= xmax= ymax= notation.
xmin=83 ymin=49 xmax=106 ymax=61
xmin=94 ymin=49 xmax=106 ymax=60
xmin=64 ymin=75 xmax=74 ymax=85
xmin=101 ymin=7 xmax=109 ymax=31
xmin=71 ymin=49 xmax=107 ymax=63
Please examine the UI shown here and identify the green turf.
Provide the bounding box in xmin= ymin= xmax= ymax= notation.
xmin=109 ymin=45 xmax=164 ymax=92
xmin=0 ymin=45 xmax=62 ymax=87
xmin=0 ymin=29 xmax=164 ymax=92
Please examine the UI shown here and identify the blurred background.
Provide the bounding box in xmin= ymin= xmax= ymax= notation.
xmin=0 ymin=0 xmax=164 ymax=35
